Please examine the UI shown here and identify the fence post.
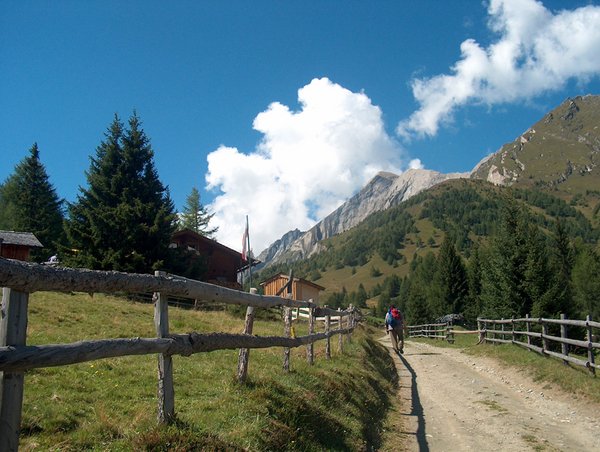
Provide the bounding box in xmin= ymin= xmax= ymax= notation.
xmin=347 ymin=304 xmax=353 ymax=343
xmin=525 ymin=314 xmax=531 ymax=349
xmin=560 ymin=313 xmax=569 ymax=366
xmin=307 ymin=301 xmax=315 ymax=365
xmin=283 ymin=294 xmax=293 ymax=372
xmin=325 ymin=307 xmax=331 ymax=360
xmin=541 ymin=319 xmax=549 ymax=355
xmin=511 ymin=316 xmax=515 ymax=344
xmin=154 ymin=271 xmax=175 ymax=425
xmin=338 ymin=308 xmax=344 ymax=354
xmin=446 ymin=319 xmax=455 ymax=344
xmin=586 ymin=315 xmax=596 ymax=376
xmin=237 ymin=288 xmax=257 ymax=383
xmin=501 ymin=318 xmax=505 ymax=344
xmin=477 ymin=319 xmax=482 ymax=343
xmin=0 ymin=288 xmax=29 ymax=452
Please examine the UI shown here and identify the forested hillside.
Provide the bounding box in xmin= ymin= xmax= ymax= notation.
xmin=257 ymin=179 xmax=600 ymax=326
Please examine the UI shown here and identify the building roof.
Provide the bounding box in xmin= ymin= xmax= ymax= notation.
xmin=173 ymin=228 xmax=241 ymax=257
xmin=0 ymin=230 xmax=43 ymax=248
xmin=259 ymin=273 xmax=326 ymax=291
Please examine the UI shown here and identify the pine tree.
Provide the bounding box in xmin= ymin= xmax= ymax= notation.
xmin=178 ymin=187 xmax=218 ymax=238
xmin=480 ymin=199 xmax=528 ymax=318
xmin=572 ymin=247 xmax=600 ymax=319
xmin=435 ymin=235 xmax=468 ymax=315
xmin=465 ymin=244 xmax=483 ymax=324
xmin=64 ymin=114 xmax=176 ymax=273
xmin=0 ymin=143 xmax=64 ymax=261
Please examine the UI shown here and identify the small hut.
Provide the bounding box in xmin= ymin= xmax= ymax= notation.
xmin=0 ymin=230 xmax=43 ymax=262
xmin=260 ymin=273 xmax=325 ymax=302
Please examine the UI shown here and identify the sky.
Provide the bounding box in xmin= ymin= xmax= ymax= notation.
xmin=2 ymin=0 xmax=600 ymax=255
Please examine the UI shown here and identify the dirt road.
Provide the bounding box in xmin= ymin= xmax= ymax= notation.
xmin=379 ymin=336 xmax=600 ymax=451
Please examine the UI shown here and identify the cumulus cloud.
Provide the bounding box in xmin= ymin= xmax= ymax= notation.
xmin=206 ymin=78 xmax=409 ymax=253
xmin=398 ymin=0 xmax=600 ymax=138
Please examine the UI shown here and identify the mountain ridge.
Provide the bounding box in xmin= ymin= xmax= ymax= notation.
xmin=258 ymin=94 xmax=600 ymax=270
xmin=257 ymin=168 xmax=467 ymax=268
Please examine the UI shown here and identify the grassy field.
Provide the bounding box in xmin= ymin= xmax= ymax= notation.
xmin=410 ymin=329 xmax=600 ymax=405
xmin=18 ymin=292 xmax=398 ymax=450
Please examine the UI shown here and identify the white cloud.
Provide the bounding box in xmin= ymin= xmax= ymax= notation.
xmin=398 ymin=0 xmax=600 ymax=138
xmin=206 ymin=78 xmax=409 ymax=254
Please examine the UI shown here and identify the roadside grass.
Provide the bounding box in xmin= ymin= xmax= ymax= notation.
xmin=408 ymin=329 xmax=600 ymax=405
xmin=20 ymin=291 xmax=397 ymax=450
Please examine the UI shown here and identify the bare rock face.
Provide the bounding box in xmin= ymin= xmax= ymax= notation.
xmin=257 ymin=168 xmax=466 ymax=268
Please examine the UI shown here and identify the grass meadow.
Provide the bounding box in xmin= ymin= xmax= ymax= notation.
xmin=19 ymin=291 xmax=397 ymax=451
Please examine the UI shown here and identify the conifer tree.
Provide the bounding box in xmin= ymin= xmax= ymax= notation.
xmin=465 ymin=244 xmax=483 ymax=324
xmin=435 ymin=235 xmax=468 ymax=315
xmin=178 ymin=187 xmax=218 ymax=238
xmin=0 ymin=143 xmax=64 ymax=261
xmin=64 ymin=114 xmax=176 ymax=273
xmin=572 ymin=247 xmax=600 ymax=319
xmin=480 ymin=199 xmax=529 ymax=318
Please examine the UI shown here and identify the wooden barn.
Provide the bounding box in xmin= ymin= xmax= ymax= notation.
xmin=260 ymin=273 xmax=325 ymax=302
xmin=0 ymin=230 xmax=43 ymax=262
xmin=170 ymin=229 xmax=246 ymax=289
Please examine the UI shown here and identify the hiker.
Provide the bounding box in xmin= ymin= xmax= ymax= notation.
xmin=385 ymin=305 xmax=405 ymax=354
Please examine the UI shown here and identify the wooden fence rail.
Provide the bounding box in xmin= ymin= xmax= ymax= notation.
xmin=0 ymin=258 xmax=356 ymax=451
xmin=408 ymin=322 xmax=455 ymax=343
xmin=478 ymin=314 xmax=599 ymax=375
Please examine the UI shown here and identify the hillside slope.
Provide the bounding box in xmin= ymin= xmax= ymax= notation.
xmin=259 ymin=179 xmax=598 ymax=296
xmin=258 ymin=168 xmax=466 ymax=268
xmin=471 ymin=95 xmax=600 ymax=195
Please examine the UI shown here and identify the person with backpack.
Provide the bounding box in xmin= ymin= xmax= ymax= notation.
xmin=385 ymin=305 xmax=405 ymax=354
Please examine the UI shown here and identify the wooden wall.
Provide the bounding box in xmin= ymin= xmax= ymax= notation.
xmin=0 ymin=245 xmax=30 ymax=261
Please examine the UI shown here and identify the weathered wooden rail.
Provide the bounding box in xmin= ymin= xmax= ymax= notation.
xmin=478 ymin=314 xmax=599 ymax=375
xmin=0 ymin=258 xmax=356 ymax=451
xmin=408 ymin=322 xmax=455 ymax=343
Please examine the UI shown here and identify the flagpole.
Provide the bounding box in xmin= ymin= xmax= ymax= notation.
xmin=246 ymin=215 xmax=252 ymax=290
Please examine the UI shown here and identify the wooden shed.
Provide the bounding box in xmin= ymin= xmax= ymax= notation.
xmin=260 ymin=273 xmax=325 ymax=303
xmin=0 ymin=230 xmax=43 ymax=262
xmin=171 ymin=229 xmax=245 ymax=289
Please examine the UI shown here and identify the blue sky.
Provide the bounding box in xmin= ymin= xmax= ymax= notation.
xmin=2 ymin=0 xmax=600 ymax=253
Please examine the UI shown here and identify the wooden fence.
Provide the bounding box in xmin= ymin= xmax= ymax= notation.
xmin=0 ymin=257 xmax=356 ymax=451
xmin=408 ymin=322 xmax=455 ymax=343
xmin=478 ymin=314 xmax=599 ymax=375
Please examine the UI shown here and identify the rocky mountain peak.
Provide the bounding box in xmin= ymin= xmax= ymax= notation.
xmin=258 ymin=168 xmax=466 ymax=268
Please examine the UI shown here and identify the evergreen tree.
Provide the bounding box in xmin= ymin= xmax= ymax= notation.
xmin=480 ymin=199 xmax=529 ymax=318
xmin=0 ymin=143 xmax=64 ymax=261
xmin=64 ymin=114 xmax=176 ymax=273
xmin=435 ymin=235 xmax=468 ymax=315
xmin=356 ymin=283 xmax=368 ymax=308
xmin=572 ymin=247 xmax=600 ymax=319
xmin=465 ymin=244 xmax=483 ymax=324
xmin=178 ymin=187 xmax=218 ymax=238
xmin=547 ymin=219 xmax=575 ymax=317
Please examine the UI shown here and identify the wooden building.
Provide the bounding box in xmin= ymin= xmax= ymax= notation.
xmin=260 ymin=273 xmax=325 ymax=302
xmin=0 ymin=230 xmax=43 ymax=262
xmin=170 ymin=229 xmax=245 ymax=289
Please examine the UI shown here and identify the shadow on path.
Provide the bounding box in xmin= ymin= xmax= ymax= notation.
xmin=397 ymin=351 xmax=430 ymax=452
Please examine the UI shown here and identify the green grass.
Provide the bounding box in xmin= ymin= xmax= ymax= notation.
xmin=409 ymin=329 xmax=600 ymax=405
xmin=19 ymin=292 xmax=398 ymax=450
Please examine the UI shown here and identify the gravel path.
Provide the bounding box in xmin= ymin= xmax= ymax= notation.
xmin=379 ymin=336 xmax=600 ymax=451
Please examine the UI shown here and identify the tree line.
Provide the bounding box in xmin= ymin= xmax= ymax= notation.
xmin=0 ymin=113 xmax=217 ymax=278
xmin=384 ymin=200 xmax=600 ymax=326
xmin=259 ymin=180 xmax=600 ymax=325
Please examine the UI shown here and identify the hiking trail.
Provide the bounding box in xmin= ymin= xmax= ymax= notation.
xmin=378 ymin=336 xmax=600 ymax=451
